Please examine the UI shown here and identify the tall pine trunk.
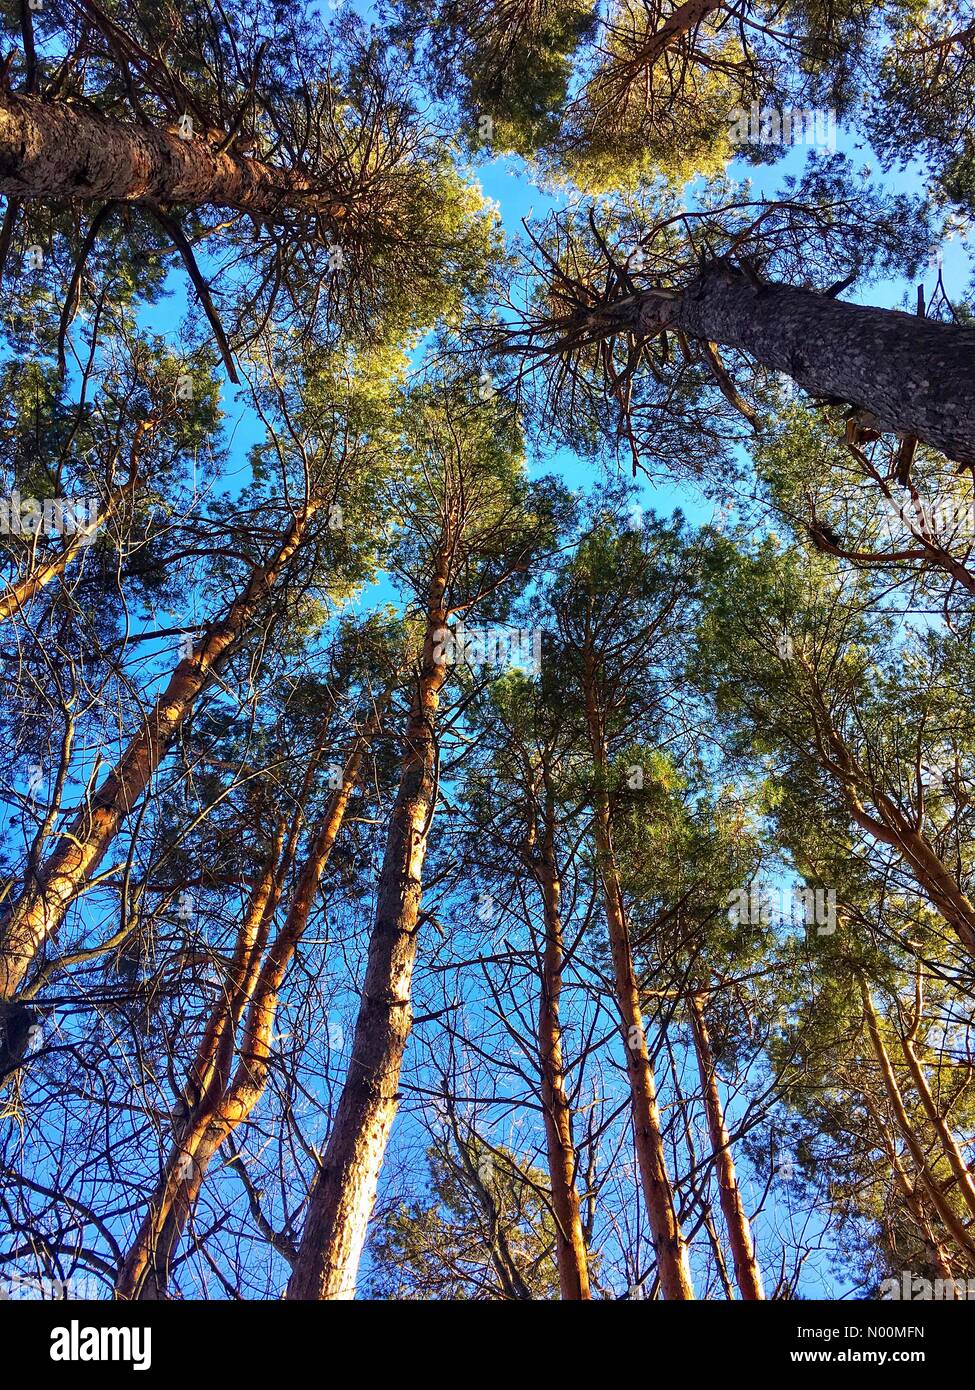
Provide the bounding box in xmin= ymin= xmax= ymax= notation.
xmin=637 ymin=263 xmax=975 ymax=464
xmin=900 ymin=1033 xmax=975 ymax=1224
xmin=582 ymin=676 xmax=694 ymax=1299
xmin=286 ymin=556 xmax=451 ymax=1300
xmin=687 ymin=989 xmax=763 ymax=1299
xmin=0 ymin=93 xmax=343 ymax=218
xmin=116 ymin=710 xmax=379 ymax=1298
xmin=864 ymin=1094 xmax=958 ymax=1282
xmin=804 ymin=669 xmax=975 ymax=959
xmin=536 ymin=783 xmax=591 ymax=1299
xmin=0 ymin=499 xmax=321 ymax=1001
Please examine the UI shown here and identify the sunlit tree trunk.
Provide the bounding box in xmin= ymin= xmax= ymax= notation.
xmin=0 ymin=94 xmax=345 ymax=220
xmin=116 ymin=709 xmax=380 ymax=1298
xmin=536 ymin=780 xmax=591 ymax=1299
xmin=0 ymin=421 xmax=149 ymax=624
xmin=900 ymin=1033 xmax=975 ymax=1223
xmin=861 ymin=984 xmax=975 ymax=1262
xmin=286 ymin=551 xmax=451 ymax=1300
xmin=0 ymin=499 xmax=322 ymax=1001
xmin=687 ymin=989 xmax=763 ymax=1299
xmin=805 ymin=669 xmax=975 ymax=959
xmin=864 ymin=1094 xmax=958 ymax=1282
xmin=582 ymin=669 xmax=694 ymax=1300
xmin=609 ymin=0 xmax=722 ymax=67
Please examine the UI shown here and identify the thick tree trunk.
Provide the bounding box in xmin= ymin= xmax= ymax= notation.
xmin=0 ymin=500 xmax=321 ymax=1001
xmin=582 ymin=681 xmax=694 ymax=1299
xmin=286 ymin=563 xmax=451 ymax=1300
xmin=0 ymin=94 xmax=343 ymax=220
xmin=116 ymin=711 xmax=378 ymax=1299
xmin=639 ymin=263 xmax=975 ymax=464
xmin=536 ymin=789 xmax=591 ymax=1300
xmin=687 ymin=990 xmax=764 ymax=1299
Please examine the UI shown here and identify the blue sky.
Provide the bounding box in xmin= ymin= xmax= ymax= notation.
xmin=5 ymin=1 xmax=974 ymax=1300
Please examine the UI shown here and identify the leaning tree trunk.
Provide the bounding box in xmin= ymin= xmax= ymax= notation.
xmin=864 ymin=1093 xmax=959 ymax=1283
xmin=286 ymin=559 xmax=451 ymax=1301
xmin=535 ymin=786 xmax=591 ymax=1300
xmin=861 ymin=984 xmax=975 ymax=1264
xmin=582 ymin=677 xmax=694 ymax=1299
xmin=899 ymin=1032 xmax=975 ymax=1224
xmin=804 ymin=668 xmax=975 ymax=959
xmin=0 ymin=499 xmax=322 ymax=1001
xmin=638 ymin=262 xmax=975 ymax=465
xmin=0 ymin=421 xmax=149 ymax=625
xmin=687 ymin=989 xmax=764 ymax=1299
xmin=0 ymin=93 xmax=344 ymax=220
xmin=612 ymin=0 xmax=722 ymax=72
xmin=116 ymin=709 xmax=381 ymax=1299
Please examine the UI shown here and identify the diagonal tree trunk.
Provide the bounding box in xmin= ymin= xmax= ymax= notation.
xmin=802 ymin=670 xmax=975 ymax=960
xmin=899 ymin=1033 xmax=975 ymax=1224
xmin=864 ymin=1092 xmax=959 ymax=1282
xmin=687 ymin=988 xmax=764 ymax=1299
xmin=115 ymin=851 xmax=282 ymax=1301
xmin=535 ymin=779 xmax=591 ymax=1300
xmin=286 ymin=553 xmax=452 ymax=1300
xmin=0 ymin=498 xmax=323 ymax=1001
xmin=638 ymin=263 xmax=975 ymax=464
xmin=861 ymin=983 xmax=975 ymax=1263
xmin=0 ymin=421 xmax=150 ymax=625
xmin=0 ymin=94 xmax=346 ymax=220
xmin=116 ymin=705 xmax=382 ymax=1298
xmin=605 ymin=0 xmax=723 ymax=70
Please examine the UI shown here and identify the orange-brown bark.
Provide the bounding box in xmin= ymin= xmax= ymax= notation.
xmin=0 ymin=422 xmax=149 ymax=625
xmin=0 ymin=500 xmax=322 ymax=1001
xmin=536 ymin=785 xmax=591 ymax=1300
xmin=861 ymin=984 xmax=975 ymax=1263
xmin=900 ymin=1032 xmax=975 ymax=1224
xmin=286 ymin=556 xmax=451 ymax=1300
xmin=687 ymin=989 xmax=763 ymax=1299
xmin=116 ymin=709 xmax=378 ymax=1298
xmin=582 ymin=676 xmax=694 ymax=1299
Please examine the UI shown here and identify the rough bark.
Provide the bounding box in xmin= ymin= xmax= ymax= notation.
xmin=286 ymin=558 xmax=451 ymax=1301
xmin=687 ymin=989 xmax=764 ymax=1299
xmin=0 ymin=499 xmax=322 ymax=1001
xmin=582 ymin=674 xmax=694 ymax=1299
xmin=639 ymin=263 xmax=975 ymax=464
xmin=0 ymin=93 xmax=344 ymax=221
xmin=535 ymin=785 xmax=591 ymax=1300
